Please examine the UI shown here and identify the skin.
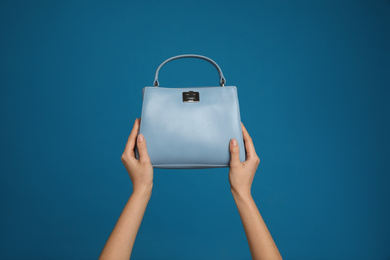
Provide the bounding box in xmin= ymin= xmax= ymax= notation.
xmin=99 ymin=118 xmax=282 ymax=260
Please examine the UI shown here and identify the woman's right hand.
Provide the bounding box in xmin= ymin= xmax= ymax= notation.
xmin=229 ymin=123 xmax=282 ymax=260
xmin=228 ymin=122 xmax=260 ymax=197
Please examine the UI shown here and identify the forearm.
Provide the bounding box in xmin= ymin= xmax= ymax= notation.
xmin=99 ymin=187 xmax=152 ymax=260
xmin=232 ymin=190 xmax=282 ymax=260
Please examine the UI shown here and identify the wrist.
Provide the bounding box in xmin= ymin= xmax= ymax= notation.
xmin=231 ymin=187 xmax=252 ymax=201
xmin=132 ymin=183 xmax=153 ymax=200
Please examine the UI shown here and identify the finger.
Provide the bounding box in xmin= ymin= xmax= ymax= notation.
xmin=229 ymin=138 xmax=241 ymax=168
xmin=241 ymin=122 xmax=257 ymax=160
xmin=123 ymin=118 xmax=139 ymax=158
xmin=137 ymin=133 xmax=151 ymax=163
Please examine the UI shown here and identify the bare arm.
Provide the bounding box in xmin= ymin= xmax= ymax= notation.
xmin=99 ymin=118 xmax=153 ymax=260
xmin=229 ymin=123 xmax=282 ymax=260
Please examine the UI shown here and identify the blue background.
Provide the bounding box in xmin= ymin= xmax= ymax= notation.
xmin=1 ymin=0 xmax=389 ymax=259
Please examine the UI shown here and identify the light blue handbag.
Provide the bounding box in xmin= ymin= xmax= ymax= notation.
xmin=135 ymin=54 xmax=246 ymax=169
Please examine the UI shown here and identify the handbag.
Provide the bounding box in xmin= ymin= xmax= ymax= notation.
xmin=135 ymin=54 xmax=246 ymax=169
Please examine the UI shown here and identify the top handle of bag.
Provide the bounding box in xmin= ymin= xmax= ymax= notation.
xmin=153 ymin=54 xmax=226 ymax=87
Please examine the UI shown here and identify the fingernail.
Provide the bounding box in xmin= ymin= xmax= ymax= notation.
xmin=138 ymin=134 xmax=144 ymax=142
xmin=231 ymin=139 xmax=237 ymax=146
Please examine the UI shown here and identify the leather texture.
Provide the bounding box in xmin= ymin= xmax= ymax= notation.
xmin=135 ymin=86 xmax=246 ymax=168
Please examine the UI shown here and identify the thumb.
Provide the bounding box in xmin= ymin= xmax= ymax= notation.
xmin=229 ymin=138 xmax=241 ymax=168
xmin=137 ymin=134 xmax=151 ymax=163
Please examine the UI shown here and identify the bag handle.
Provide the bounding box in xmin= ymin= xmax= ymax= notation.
xmin=153 ymin=54 xmax=226 ymax=87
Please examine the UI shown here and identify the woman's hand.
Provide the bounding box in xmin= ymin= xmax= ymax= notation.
xmin=100 ymin=118 xmax=153 ymax=260
xmin=121 ymin=118 xmax=153 ymax=195
xmin=228 ymin=122 xmax=260 ymax=197
xmin=228 ymin=123 xmax=282 ymax=260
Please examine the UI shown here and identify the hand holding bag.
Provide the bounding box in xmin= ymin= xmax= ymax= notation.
xmin=135 ymin=54 xmax=246 ymax=169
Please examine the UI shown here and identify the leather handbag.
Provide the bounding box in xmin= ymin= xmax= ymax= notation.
xmin=135 ymin=54 xmax=246 ymax=169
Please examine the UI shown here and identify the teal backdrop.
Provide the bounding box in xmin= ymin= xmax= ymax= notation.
xmin=1 ymin=0 xmax=389 ymax=259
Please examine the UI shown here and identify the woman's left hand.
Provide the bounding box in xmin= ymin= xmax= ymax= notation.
xmin=121 ymin=118 xmax=153 ymax=194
